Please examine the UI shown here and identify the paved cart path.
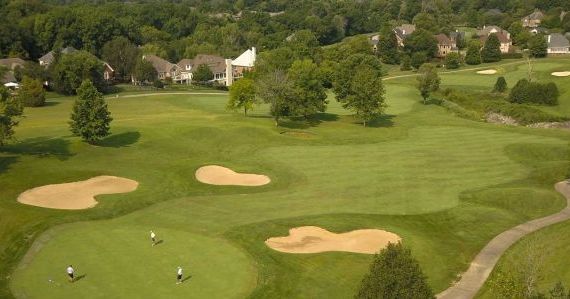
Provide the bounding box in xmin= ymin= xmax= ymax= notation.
xmin=437 ymin=180 xmax=570 ymax=299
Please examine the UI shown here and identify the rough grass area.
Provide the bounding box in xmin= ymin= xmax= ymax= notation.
xmin=2 ymin=58 xmax=570 ymax=298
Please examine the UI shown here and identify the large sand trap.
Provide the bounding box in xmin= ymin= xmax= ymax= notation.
xmin=195 ymin=165 xmax=270 ymax=186
xmin=265 ymin=226 xmax=401 ymax=254
xmin=476 ymin=69 xmax=497 ymax=75
xmin=552 ymin=71 xmax=570 ymax=77
xmin=18 ymin=176 xmax=139 ymax=210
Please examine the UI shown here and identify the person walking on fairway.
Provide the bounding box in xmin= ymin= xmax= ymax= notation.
xmin=66 ymin=265 xmax=74 ymax=282
xmin=176 ymin=266 xmax=183 ymax=284
xmin=150 ymin=230 xmax=156 ymax=246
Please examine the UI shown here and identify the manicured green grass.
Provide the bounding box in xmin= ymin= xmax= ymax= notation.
xmin=2 ymin=58 xmax=570 ymax=298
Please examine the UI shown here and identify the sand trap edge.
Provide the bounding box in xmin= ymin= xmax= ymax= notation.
xmin=195 ymin=165 xmax=271 ymax=186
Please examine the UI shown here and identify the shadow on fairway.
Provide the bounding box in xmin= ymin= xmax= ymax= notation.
xmin=97 ymin=131 xmax=141 ymax=148
xmin=155 ymin=239 xmax=164 ymax=246
xmin=0 ymin=156 xmax=19 ymax=174
xmin=365 ymin=114 xmax=395 ymax=128
xmin=181 ymin=275 xmax=192 ymax=283
xmin=74 ymin=274 xmax=87 ymax=282
xmin=42 ymin=101 xmax=60 ymax=107
xmin=1 ymin=137 xmax=74 ymax=161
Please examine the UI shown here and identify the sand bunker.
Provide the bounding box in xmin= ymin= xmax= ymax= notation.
xmin=18 ymin=176 xmax=139 ymax=210
xmin=195 ymin=165 xmax=270 ymax=186
xmin=265 ymin=226 xmax=401 ymax=254
xmin=552 ymin=71 xmax=570 ymax=77
xmin=476 ymin=69 xmax=497 ymax=75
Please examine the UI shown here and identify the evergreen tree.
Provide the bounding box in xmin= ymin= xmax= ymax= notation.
xmin=17 ymin=76 xmax=46 ymax=107
xmin=356 ymin=242 xmax=434 ymax=299
xmin=481 ymin=33 xmax=502 ymax=63
xmin=411 ymin=52 xmax=428 ymax=70
xmin=405 ymin=29 xmax=438 ymax=58
xmin=417 ymin=63 xmax=440 ymax=104
xmin=192 ymin=64 xmax=213 ymax=83
xmin=493 ymin=76 xmax=508 ymax=93
xmin=227 ymin=77 xmax=257 ymax=116
xmin=377 ymin=26 xmax=400 ymax=64
xmin=444 ymin=52 xmax=461 ymax=69
xmin=0 ymin=86 xmax=23 ymax=146
xmin=465 ymin=40 xmax=481 ymax=65
xmin=133 ymin=59 xmax=157 ymax=85
xmin=69 ymin=80 xmax=112 ymax=144
xmin=400 ymin=55 xmax=412 ymax=71
xmin=527 ymin=34 xmax=548 ymax=58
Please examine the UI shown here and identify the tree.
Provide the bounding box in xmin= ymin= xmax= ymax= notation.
xmin=509 ymin=79 xmax=559 ymax=105
xmin=481 ymin=33 xmax=502 ymax=63
xmin=69 ymin=80 xmax=112 ymax=144
xmin=416 ymin=63 xmax=440 ymax=104
xmin=411 ymin=52 xmax=428 ymax=70
xmin=14 ymin=62 xmax=47 ymax=82
xmin=255 ymin=69 xmax=294 ymax=126
xmin=405 ymin=29 xmax=438 ymax=58
xmin=102 ymin=37 xmax=140 ymax=81
xmin=18 ymin=77 xmax=45 ymax=107
xmin=0 ymin=86 xmax=23 ymax=146
xmin=400 ymin=55 xmax=412 ymax=71
xmin=50 ymin=51 xmax=105 ymax=95
xmin=493 ymin=76 xmax=508 ymax=93
xmin=343 ymin=64 xmax=386 ymax=126
xmin=192 ymin=64 xmax=213 ymax=83
xmin=465 ymin=40 xmax=482 ymax=65
xmin=527 ymin=34 xmax=547 ymax=58
xmin=287 ymin=59 xmax=328 ymax=118
xmin=356 ymin=242 xmax=434 ymax=299
xmin=227 ymin=78 xmax=257 ymax=116
xmin=377 ymin=26 xmax=400 ymax=64
xmin=444 ymin=52 xmax=461 ymax=69
xmin=133 ymin=59 xmax=157 ymax=85
xmin=333 ymin=54 xmax=383 ymax=102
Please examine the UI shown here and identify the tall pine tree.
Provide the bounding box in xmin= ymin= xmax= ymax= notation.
xmin=481 ymin=33 xmax=502 ymax=63
xmin=69 ymin=80 xmax=112 ymax=144
xmin=377 ymin=26 xmax=400 ymax=64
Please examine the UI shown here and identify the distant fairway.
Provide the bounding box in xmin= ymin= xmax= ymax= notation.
xmin=3 ymin=58 xmax=570 ymax=298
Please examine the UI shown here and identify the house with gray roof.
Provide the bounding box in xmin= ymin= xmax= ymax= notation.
xmin=0 ymin=58 xmax=26 ymax=85
xmin=142 ymin=55 xmax=181 ymax=82
xmin=547 ymin=33 xmax=570 ymax=54
xmin=38 ymin=46 xmax=77 ymax=66
xmin=522 ymin=10 xmax=545 ymax=28
xmin=393 ymin=24 xmax=415 ymax=47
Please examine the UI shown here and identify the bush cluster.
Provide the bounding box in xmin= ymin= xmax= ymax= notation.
xmin=509 ymin=79 xmax=559 ymax=105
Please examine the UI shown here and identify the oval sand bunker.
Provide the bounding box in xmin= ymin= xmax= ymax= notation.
xmin=195 ymin=165 xmax=270 ymax=186
xmin=552 ymin=71 xmax=570 ymax=77
xmin=476 ymin=69 xmax=497 ymax=75
xmin=18 ymin=176 xmax=139 ymax=210
xmin=265 ymin=226 xmax=401 ymax=254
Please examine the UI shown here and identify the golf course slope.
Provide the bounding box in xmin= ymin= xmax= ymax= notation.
xmin=437 ymin=180 xmax=570 ymax=299
xmin=265 ymin=226 xmax=401 ymax=254
xmin=17 ymin=176 xmax=139 ymax=210
xmin=195 ymin=165 xmax=270 ymax=186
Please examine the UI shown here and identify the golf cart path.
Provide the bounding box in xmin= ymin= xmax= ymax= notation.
xmin=383 ymin=60 xmax=526 ymax=81
xmin=437 ymin=180 xmax=570 ymax=299
xmin=111 ymin=92 xmax=227 ymax=98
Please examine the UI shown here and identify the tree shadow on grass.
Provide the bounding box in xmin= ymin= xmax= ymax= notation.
xmin=96 ymin=131 xmax=141 ymax=148
xmin=42 ymin=101 xmax=60 ymax=107
xmin=0 ymin=156 xmax=19 ymax=174
xmin=181 ymin=275 xmax=192 ymax=283
xmin=1 ymin=137 xmax=74 ymax=161
xmin=74 ymin=274 xmax=86 ymax=282
xmin=361 ymin=114 xmax=396 ymax=128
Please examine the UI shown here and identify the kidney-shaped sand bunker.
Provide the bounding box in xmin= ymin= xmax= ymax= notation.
xmin=265 ymin=226 xmax=401 ymax=254
xmin=195 ymin=165 xmax=270 ymax=186
xmin=18 ymin=176 xmax=139 ymax=210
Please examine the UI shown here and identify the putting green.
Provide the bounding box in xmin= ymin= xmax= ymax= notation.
xmin=10 ymin=224 xmax=256 ymax=299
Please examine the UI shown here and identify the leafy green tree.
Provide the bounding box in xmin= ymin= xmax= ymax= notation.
xmin=50 ymin=51 xmax=106 ymax=95
xmin=377 ymin=26 xmax=400 ymax=64
xmin=227 ymin=78 xmax=257 ymax=116
xmin=286 ymin=30 xmax=321 ymax=60
xmin=133 ymin=59 xmax=157 ymax=85
xmin=255 ymin=69 xmax=294 ymax=126
xmin=416 ymin=63 xmax=440 ymax=104
xmin=102 ymin=37 xmax=140 ymax=81
xmin=481 ymin=33 xmax=502 ymax=63
xmin=413 ymin=13 xmax=439 ymax=34
xmin=288 ymin=59 xmax=328 ymax=117
xmin=465 ymin=40 xmax=482 ymax=65
xmin=333 ymin=54 xmax=383 ymax=102
xmin=18 ymin=77 xmax=45 ymax=107
xmin=356 ymin=242 xmax=434 ymax=299
xmin=192 ymin=64 xmax=214 ymax=83
xmin=444 ymin=52 xmax=461 ymax=69
xmin=411 ymin=52 xmax=428 ymax=70
xmin=69 ymin=80 xmax=112 ymax=144
xmin=400 ymin=55 xmax=412 ymax=71
xmin=343 ymin=64 xmax=386 ymax=126
xmin=527 ymin=34 xmax=547 ymax=58
xmin=405 ymin=29 xmax=438 ymax=58
xmin=509 ymin=79 xmax=559 ymax=105
xmin=14 ymin=62 xmax=47 ymax=82
xmin=0 ymin=86 xmax=23 ymax=146
xmin=493 ymin=76 xmax=508 ymax=93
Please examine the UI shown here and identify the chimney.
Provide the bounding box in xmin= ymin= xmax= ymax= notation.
xmin=225 ymin=59 xmax=233 ymax=87
xmin=251 ymin=47 xmax=256 ymax=66
xmin=548 ymin=35 xmax=551 ymax=43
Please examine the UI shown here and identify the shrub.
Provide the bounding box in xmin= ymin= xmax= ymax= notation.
xmin=509 ymin=79 xmax=559 ymax=105
xmin=411 ymin=52 xmax=427 ymax=70
xmin=152 ymin=80 xmax=164 ymax=89
xmin=400 ymin=55 xmax=412 ymax=71
xmin=445 ymin=52 xmax=462 ymax=69
xmin=501 ymin=52 xmax=523 ymax=59
xmin=493 ymin=77 xmax=507 ymax=93
xmin=465 ymin=40 xmax=481 ymax=65
xmin=17 ymin=76 xmax=45 ymax=107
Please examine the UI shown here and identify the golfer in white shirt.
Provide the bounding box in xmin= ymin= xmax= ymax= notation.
xmin=177 ymin=266 xmax=183 ymax=284
xmin=150 ymin=230 xmax=156 ymax=246
xmin=66 ymin=265 xmax=74 ymax=282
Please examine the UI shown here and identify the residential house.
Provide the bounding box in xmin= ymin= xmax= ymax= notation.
xmin=522 ymin=10 xmax=544 ymax=28
xmin=176 ymin=58 xmax=193 ymax=84
xmin=434 ymin=34 xmax=456 ymax=57
xmin=449 ymin=31 xmax=465 ymax=46
xmin=370 ymin=35 xmax=380 ymax=52
xmin=547 ymin=33 xmax=570 ymax=54
xmin=142 ymin=55 xmax=181 ymax=82
xmin=229 ymin=47 xmax=256 ymax=85
xmin=530 ymin=27 xmax=548 ymax=35
xmin=393 ymin=24 xmax=416 ymax=47
xmin=0 ymin=58 xmax=25 ymax=86
xmin=477 ymin=26 xmax=512 ymax=53
xmin=190 ymin=54 xmax=227 ymax=84
xmin=39 ymin=46 xmax=114 ymax=81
